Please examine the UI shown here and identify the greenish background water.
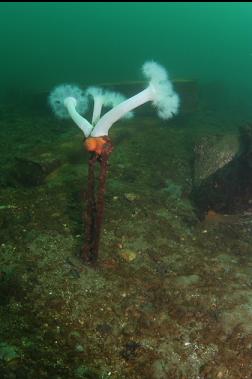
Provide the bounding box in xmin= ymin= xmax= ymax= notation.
xmin=0 ymin=2 xmax=252 ymax=113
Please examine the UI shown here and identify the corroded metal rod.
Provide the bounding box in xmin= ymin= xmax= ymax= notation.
xmin=82 ymin=137 xmax=113 ymax=263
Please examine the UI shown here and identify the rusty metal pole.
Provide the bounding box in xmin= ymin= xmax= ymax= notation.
xmin=82 ymin=137 xmax=113 ymax=263
xmin=82 ymin=152 xmax=98 ymax=263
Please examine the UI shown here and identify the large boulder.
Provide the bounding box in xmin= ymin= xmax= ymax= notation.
xmin=190 ymin=125 xmax=252 ymax=214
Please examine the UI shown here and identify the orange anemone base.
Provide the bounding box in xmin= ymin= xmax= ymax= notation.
xmin=84 ymin=136 xmax=108 ymax=155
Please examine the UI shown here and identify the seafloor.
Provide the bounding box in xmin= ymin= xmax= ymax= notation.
xmin=1 ymin=98 xmax=252 ymax=379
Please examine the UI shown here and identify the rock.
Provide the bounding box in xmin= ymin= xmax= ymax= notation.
xmin=75 ymin=344 xmax=85 ymax=353
xmin=69 ymin=331 xmax=81 ymax=339
xmin=12 ymin=157 xmax=45 ymax=186
xmin=174 ymin=274 xmax=200 ymax=287
xmin=120 ymin=341 xmax=141 ymax=361
xmin=193 ymin=133 xmax=239 ymax=187
xmin=75 ymin=365 xmax=100 ymax=378
xmin=191 ymin=126 xmax=252 ymax=214
xmin=0 ymin=342 xmax=20 ymax=363
xmin=119 ymin=249 xmax=137 ymax=262
xmin=162 ymin=179 xmax=182 ymax=199
xmin=124 ymin=193 xmax=139 ymax=202
xmin=96 ymin=323 xmax=112 ymax=335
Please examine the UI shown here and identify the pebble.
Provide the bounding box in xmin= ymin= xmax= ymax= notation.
xmin=124 ymin=193 xmax=139 ymax=202
xmin=119 ymin=249 xmax=137 ymax=262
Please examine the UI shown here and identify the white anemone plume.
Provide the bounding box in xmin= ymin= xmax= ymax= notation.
xmin=48 ymin=84 xmax=92 ymax=137
xmin=48 ymin=61 xmax=179 ymax=140
xmin=91 ymin=61 xmax=179 ymax=137
xmin=142 ymin=61 xmax=179 ymax=120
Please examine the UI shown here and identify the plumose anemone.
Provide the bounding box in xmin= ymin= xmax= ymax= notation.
xmin=49 ymin=84 xmax=92 ymax=137
xmin=48 ymin=61 xmax=179 ymax=140
xmin=48 ymin=61 xmax=180 ymax=263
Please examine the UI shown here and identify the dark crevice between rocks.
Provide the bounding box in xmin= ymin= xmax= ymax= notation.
xmin=190 ymin=124 xmax=252 ymax=218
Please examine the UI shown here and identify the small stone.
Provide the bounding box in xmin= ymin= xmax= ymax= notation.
xmin=75 ymin=344 xmax=85 ymax=353
xmin=0 ymin=343 xmax=20 ymax=363
xmin=69 ymin=331 xmax=81 ymax=339
xmin=120 ymin=341 xmax=141 ymax=361
xmin=75 ymin=365 xmax=99 ymax=378
xmin=119 ymin=249 xmax=137 ymax=262
xmin=174 ymin=274 xmax=200 ymax=287
xmin=124 ymin=193 xmax=139 ymax=202
xmin=12 ymin=158 xmax=45 ymax=187
xmin=96 ymin=323 xmax=112 ymax=335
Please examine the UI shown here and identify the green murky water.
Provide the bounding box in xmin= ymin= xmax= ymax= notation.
xmin=1 ymin=2 xmax=252 ymax=113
